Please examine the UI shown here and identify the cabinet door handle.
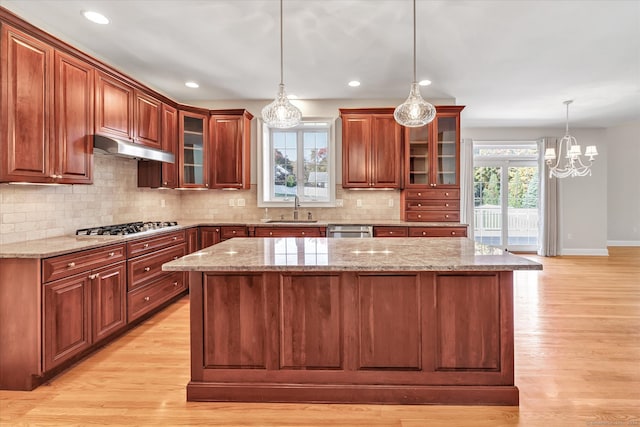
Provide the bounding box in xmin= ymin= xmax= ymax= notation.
xmin=173 ymin=281 xmax=179 ymax=287
xmin=67 ymin=262 xmax=75 ymax=268
xmin=143 ymin=296 xmax=150 ymax=302
xmin=144 ymin=267 xmax=151 ymax=272
xmin=173 ymin=256 xmax=179 ymax=260
xmin=215 ymin=229 xmax=220 ymax=233
xmin=163 ymin=181 xmax=168 ymax=186
xmin=143 ymin=243 xmax=149 ymax=248
xmin=88 ymin=273 xmax=97 ymax=280
xmin=173 ymin=236 xmax=177 ymax=240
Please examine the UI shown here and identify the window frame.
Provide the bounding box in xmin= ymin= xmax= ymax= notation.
xmin=257 ymin=117 xmax=336 ymax=208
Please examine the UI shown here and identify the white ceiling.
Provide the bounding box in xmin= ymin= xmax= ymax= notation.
xmin=1 ymin=0 xmax=639 ymax=128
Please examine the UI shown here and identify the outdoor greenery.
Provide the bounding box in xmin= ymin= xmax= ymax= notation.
xmin=474 ymin=166 xmax=539 ymax=208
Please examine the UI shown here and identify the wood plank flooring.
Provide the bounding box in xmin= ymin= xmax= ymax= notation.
xmin=1 ymin=247 xmax=639 ymax=426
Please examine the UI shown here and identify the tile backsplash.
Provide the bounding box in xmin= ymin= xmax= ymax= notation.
xmin=1 ymin=154 xmax=401 ymax=245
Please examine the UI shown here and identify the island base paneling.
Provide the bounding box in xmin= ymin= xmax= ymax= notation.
xmin=187 ymin=270 xmax=518 ymax=405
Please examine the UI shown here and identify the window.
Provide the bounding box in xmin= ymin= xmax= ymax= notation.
xmin=258 ymin=119 xmax=336 ymax=207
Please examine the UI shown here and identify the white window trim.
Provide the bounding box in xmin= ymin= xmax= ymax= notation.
xmin=257 ymin=117 xmax=337 ymax=208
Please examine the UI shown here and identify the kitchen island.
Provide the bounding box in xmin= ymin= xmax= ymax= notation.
xmin=163 ymin=237 xmax=542 ymax=405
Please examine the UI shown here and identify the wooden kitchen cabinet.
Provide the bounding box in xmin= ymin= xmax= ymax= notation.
xmin=340 ymin=108 xmax=402 ymax=189
xmin=253 ymin=226 xmax=326 ymax=238
xmin=408 ymin=226 xmax=467 ymax=237
xmin=137 ymin=102 xmax=179 ymax=188
xmin=94 ymin=71 xmax=134 ymax=140
xmin=209 ymin=109 xmax=253 ymax=189
xmin=200 ymin=226 xmax=248 ymax=249
xmin=373 ymin=226 xmax=408 ymax=237
xmin=186 ymin=227 xmax=199 ymax=253
xmin=402 ymin=106 xmax=464 ymax=221
xmin=0 ymin=25 xmax=93 ymax=184
xmin=134 ymin=90 xmax=162 ymax=149
xmin=179 ymin=109 xmax=208 ymax=188
xmin=91 ymin=262 xmax=127 ymax=343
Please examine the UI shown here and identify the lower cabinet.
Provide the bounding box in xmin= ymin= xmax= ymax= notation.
xmin=43 ymin=258 xmax=126 ymax=372
xmin=199 ymin=226 xmax=248 ymax=249
xmin=374 ymin=225 xmax=468 ymax=238
xmin=253 ymin=226 xmax=326 ymax=237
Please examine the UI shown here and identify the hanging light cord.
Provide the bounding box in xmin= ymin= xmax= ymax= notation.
xmin=279 ymin=0 xmax=284 ymax=86
xmin=565 ymin=101 xmax=570 ymax=135
xmin=412 ymin=0 xmax=417 ymax=83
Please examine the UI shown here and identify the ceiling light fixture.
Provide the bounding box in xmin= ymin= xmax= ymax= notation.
xmin=348 ymin=80 xmax=361 ymax=87
xmin=394 ymin=0 xmax=436 ymax=128
xmin=419 ymin=80 xmax=432 ymax=86
xmin=185 ymin=81 xmax=199 ymax=88
xmin=82 ymin=10 xmax=109 ymax=25
xmin=261 ymin=0 xmax=302 ymax=129
xmin=545 ymin=100 xmax=598 ymax=178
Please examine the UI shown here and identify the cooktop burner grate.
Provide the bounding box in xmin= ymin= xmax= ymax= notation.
xmin=75 ymin=221 xmax=178 ymax=236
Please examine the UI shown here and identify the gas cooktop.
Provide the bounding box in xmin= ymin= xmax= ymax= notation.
xmin=75 ymin=221 xmax=178 ymax=236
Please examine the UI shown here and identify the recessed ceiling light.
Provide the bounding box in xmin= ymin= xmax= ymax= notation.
xmin=348 ymin=80 xmax=361 ymax=87
xmin=185 ymin=81 xmax=199 ymax=88
xmin=419 ymin=80 xmax=432 ymax=86
xmin=82 ymin=10 xmax=109 ymax=25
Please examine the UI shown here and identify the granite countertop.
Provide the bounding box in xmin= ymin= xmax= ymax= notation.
xmin=0 ymin=219 xmax=469 ymax=259
xmin=162 ymin=237 xmax=542 ymax=272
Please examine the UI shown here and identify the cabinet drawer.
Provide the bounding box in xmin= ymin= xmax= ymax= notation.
xmin=221 ymin=226 xmax=248 ymax=240
xmin=42 ymin=244 xmax=126 ymax=283
xmin=404 ymin=189 xmax=460 ymax=200
xmin=405 ymin=199 xmax=460 ymax=210
xmin=127 ymin=230 xmax=185 ymax=257
xmin=127 ymin=272 xmax=186 ymax=322
xmin=128 ymin=245 xmax=185 ymax=291
xmin=254 ymin=227 xmax=324 ymax=238
xmin=409 ymin=227 xmax=467 ymax=237
xmin=405 ymin=211 xmax=460 ymax=222
xmin=373 ymin=226 xmax=409 ymax=237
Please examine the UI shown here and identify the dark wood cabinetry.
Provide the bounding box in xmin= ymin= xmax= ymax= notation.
xmin=179 ymin=109 xmax=208 ymax=188
xmin=137 ymin=102 xmax=179 ymax=188
xmin=199 ymin=226 xmax=248 ymax=249
xmin=340 ymin=108 xmax=402 ymax=189
xmin=253 ymin=226 xmax=326 ymax=237
xmin=402 ymin=106 xmax=464 ymax=221
xmin=0 ymin=25 xmax=93 ymax=184
xmin=94 ymin=71 xmax=134 ymax=140
xmin=209 ymin=109 xmax=253 ymax=189
xmin=134 ymin=90 xmax=162 ymax=148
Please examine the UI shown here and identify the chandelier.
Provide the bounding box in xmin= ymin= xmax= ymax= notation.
xmin=394 ymin=0 xmax=436 ymax=127
xmin=261 ymin=0 xmax=302 ymax=129
xmin=545 ymin=100 xmax=598 ymax=178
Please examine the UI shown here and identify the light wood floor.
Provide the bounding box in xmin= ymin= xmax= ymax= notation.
xmin=1 ymin=247 xmax=639 ymax=426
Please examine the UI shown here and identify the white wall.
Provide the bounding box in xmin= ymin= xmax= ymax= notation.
xmin=605 ymin=120 xmax=640 ymax=246
xmin=461 ymin=127 xmax=609 ymax=255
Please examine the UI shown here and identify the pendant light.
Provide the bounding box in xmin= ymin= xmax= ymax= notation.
xmin=261 ymin=0 xmax=302 ymax=129
xmin=545 ymin=100 xmax=598 ymax=178
xmin=394 ymin=0 xmax=436 ymax=127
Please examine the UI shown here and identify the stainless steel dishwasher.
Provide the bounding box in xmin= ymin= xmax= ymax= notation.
xmin=327 ymin=224 xmax=373 ymax=238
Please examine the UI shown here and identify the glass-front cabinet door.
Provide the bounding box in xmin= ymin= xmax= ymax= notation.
xmin=433 ymin=114 xmax=459 ymax=187
xmin=406 ymin=125 xmax=430 ymax=186
xmin=179 ymin=110 xmax=208 ymax=188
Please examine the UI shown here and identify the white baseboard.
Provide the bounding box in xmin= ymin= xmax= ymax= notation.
xmin=607 ymin=240 xmax=640 ymax=247
xmin=560 ymin=248 xmax=610 ymax=256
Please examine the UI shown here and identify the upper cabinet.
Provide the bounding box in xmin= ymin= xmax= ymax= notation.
xmin=179 ymin=109 xmax=208 ymax=189
xmin=0 ymin=24 xmax=93 ymax=184
xmin=137 ymin=102 xmax=178 ymax=188
xmin=94 ymin=71 xmax=134 ymax=140
xmin=209 ymin=109 xmax=253 ymax=189
xmin=134 ymin=90 xmax=162 ymax=149
xmin=404 ymin=106 xmax=464 ymax=189
xmin=340 ymin=108 xmax=402 ymax=189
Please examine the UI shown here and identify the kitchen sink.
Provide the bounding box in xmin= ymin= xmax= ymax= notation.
xmin=265 ymin=219 xmax=318 ymax=223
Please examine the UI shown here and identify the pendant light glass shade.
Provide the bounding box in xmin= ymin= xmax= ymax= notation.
xmin=261 ymin=84 xmax=302 ymax=129
xmin=261 ymin=0 xmax=302 ymax=129
xmin=395 ymin=0 xmax=435 ymax=128
xmin=394 ymin=82 xmax=436 ymax=127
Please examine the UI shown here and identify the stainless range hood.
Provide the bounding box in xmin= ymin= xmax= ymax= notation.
xmin=93 ymin=135 xmax=175 ymax=163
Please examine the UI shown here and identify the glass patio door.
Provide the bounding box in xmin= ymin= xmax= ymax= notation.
xmin=473 ymin=142 xmax=540 ymax=252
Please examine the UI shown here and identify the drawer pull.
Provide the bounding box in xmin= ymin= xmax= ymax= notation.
xmin=451 ymin=231 xmax=456 ymax=235
xmin=173 ymin=236 xmax=177 ymax=240
xmin=445 ymin=192 xmax=449 ymax=196
xmin=143 ymin=243 xmax=149 ymax=248
xmin=422 ymin=231 xmax=426 ymax=236
xmin=389 ymin=231 xmax=393 ymax=235
xmin=417 ymin=203 xmax=422 ymax=207
xmin=108 ymin=252 xmax=115 ymax=257
xmin=301 ymin=231 xmax=305 ymax=235
xmin=232 ymin=230 xmax=236 ymax=234
xmin=143 ymin=296 xmax=150 ymax=302
xmin=445 ymin=203 xmax=449 ymax=207
xmin=417 ymin=192 xmax=422 ymax=196
xmin=445 ymin=214 xmax=450 ymax=218
xmin=418 ymin=214 xmax=422 ymax=218
xmin=67 ymin=262 xmax=75 ymax=268
xmin=144 ymin=267 xmax=151 ymax=272
xmin=173 ymin=281 xmax=178 ymax=287
xmin=88 ymin=273 xmax=99 ymax=280
xmin=269 ymin=232 xmax=273 ymax=236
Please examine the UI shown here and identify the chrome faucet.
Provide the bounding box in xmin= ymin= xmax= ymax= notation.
xmin=293 ymin=195 xmax=300 ymax=220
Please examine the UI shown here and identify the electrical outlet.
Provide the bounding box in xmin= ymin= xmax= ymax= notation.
xmin=335 ymin=199 xmax=344 ymax=207
xmin=356 ymin=199 xmax=362 ymax=208
xmin=228 ymin=199 xmax=235 ymax=207
xmin=237 ymin=198 xmax=245 ymax=207
xmin=388 ymin=198 xmax=394 ymax=208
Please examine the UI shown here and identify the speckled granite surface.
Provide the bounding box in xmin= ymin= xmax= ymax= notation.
xmin=162 ymin=237 xmax=542 ymax=272
xmin=0 ymin=219 xmax=468 ymax=258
